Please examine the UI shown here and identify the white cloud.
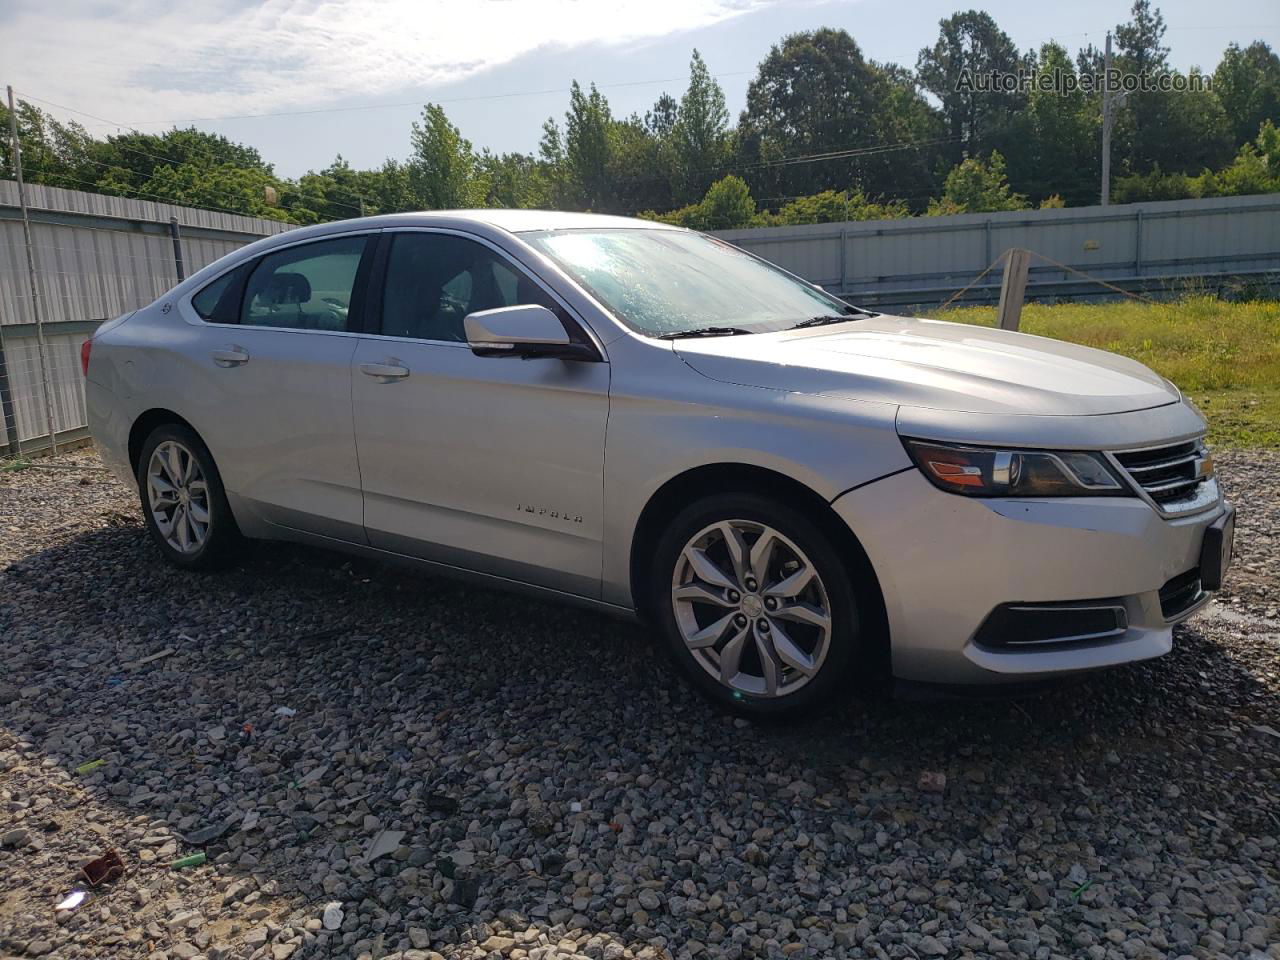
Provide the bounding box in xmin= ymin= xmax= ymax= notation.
xmin=2 ymin=0 xmax=779 ymax=128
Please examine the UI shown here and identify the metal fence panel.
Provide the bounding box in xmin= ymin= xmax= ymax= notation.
xmin=0 ymin=181 xmax=293 ymax=328
xmin=715 ymin=193 xmax=1280 ymax=307
xmin=0 ymin=332 xmax=81 ymax=445
xmin=0 ymin=181 xmax=293 ymax=452
xmin=2 ymin=183 xmax=1279 ymax=454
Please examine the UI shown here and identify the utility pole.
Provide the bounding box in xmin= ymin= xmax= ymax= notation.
xmin=7 ymin=85 xmax=58 ymax=454
xmin=1101 ymin=32 xmax=1114 ymax=207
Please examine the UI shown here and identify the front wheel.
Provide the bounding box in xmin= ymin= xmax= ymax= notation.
xmin=650 ymin=493 xmax=864 ymax=719
xmin=136 ymin=423 xmax=242 ymax=570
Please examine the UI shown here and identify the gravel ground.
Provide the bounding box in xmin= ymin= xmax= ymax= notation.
xmin=1 ymin=447 xmax=1277 ymax=960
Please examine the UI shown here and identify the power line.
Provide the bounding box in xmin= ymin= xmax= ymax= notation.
xmin=13 ymin=84 xmax=966 ymax=199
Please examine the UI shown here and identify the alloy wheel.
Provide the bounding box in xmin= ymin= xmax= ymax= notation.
xmin=146 ymin=440 xmax=210 ymax=555
xmin=670 ymin=519 xmax=832 ymax=698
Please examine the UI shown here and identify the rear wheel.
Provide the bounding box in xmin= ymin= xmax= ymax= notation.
xmin=136 ymin=423 xmax=241 ymax=569
xmin=651 ymin=493 xmax=864 ymax=718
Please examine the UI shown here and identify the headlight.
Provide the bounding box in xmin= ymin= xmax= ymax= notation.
xmin=903 ymin=439 xmax=1129 ymax=498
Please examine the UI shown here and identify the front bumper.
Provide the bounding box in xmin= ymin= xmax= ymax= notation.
xmin=832 ymin=467 xmax=1230 ymax=685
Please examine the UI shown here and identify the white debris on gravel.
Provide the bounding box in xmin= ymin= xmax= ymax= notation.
xmin=1 ymin=447 xmax=1278 ymax=959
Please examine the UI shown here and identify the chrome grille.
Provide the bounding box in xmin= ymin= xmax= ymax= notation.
xmin=1112 ymin=439 xmax=1218 ymax=516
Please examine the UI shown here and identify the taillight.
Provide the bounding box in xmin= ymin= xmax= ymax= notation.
xmin=80 ymin=339 xmax=93 ymax=377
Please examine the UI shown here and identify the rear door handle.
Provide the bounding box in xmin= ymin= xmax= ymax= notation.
xmin=359 ymin=361 xmax=410 ymax=381
xmin=211 ymin=346 xmax=249 ymax=367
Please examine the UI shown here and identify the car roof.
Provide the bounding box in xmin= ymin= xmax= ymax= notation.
xmin=280 ymin=209 xmax=678 ymax=242
xmin=383 ymin=209 xmax=678 ymax=233
xmin=173 ymin=209 xmax=681 ymax=296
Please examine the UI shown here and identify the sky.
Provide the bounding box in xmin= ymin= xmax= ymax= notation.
xmin=3 ymin=0 xmax=1278 ymax=180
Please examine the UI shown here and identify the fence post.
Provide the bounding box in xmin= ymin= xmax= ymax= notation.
xmin=7 ymin=84 xmax=58 ymax=454
xmin=169 ymin=216 xmax=186 ymax=281
xmin=0 ymin=327 xmax=20 ymax=456
xmin=1134 ymin=208 xmax=1144 ymax=278
xmin=997 ymin=248 xmax=1030 ymax=330
xmin=839 ymin=227 xmax=848 ymax=293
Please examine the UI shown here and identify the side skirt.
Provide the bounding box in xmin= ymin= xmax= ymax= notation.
xmin=256 ymin=519 xmax=641 ymax=623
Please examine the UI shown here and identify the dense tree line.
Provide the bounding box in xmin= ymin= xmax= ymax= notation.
xmin=2 ymin=1 xmax=1277 ymax=228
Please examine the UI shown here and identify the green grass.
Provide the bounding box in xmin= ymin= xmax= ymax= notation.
xmin=938 ymin=296 xmax=1280 ymax=449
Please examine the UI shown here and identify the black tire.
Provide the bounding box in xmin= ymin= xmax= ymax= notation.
xmin=650 ymin=492 xmax=867 ymax=719
xmin=136 ymin=422 xmax=242 ymax=570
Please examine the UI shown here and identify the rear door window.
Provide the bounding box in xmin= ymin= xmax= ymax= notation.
xmin=241 ymin=236 xmax=369 ymax=332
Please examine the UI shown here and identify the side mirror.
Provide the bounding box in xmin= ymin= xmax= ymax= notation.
xmin=464 ymin=304 xmax=596 ymax=361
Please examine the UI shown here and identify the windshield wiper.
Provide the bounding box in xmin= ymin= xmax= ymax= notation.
xmin=656 ymin=326 xmax=755 ymax=339
xmin=788 ymin=310 xmax=874 ymax=330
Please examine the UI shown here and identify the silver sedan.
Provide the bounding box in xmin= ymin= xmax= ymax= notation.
xmin=83 ymin=211 xmax=1234 ymax=717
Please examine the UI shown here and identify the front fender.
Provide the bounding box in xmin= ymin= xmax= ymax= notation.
xmin=600 ymin=338 xmax=907 ymax=608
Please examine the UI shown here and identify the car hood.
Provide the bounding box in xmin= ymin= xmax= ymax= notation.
xmin=672 ymin=314 xmax=1179 ymax=416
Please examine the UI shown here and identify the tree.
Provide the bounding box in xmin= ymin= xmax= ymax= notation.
xmin=671 ymin=50 xmax=730 ymax=203
xmin=1111 ymin=0 xmax=1168 ymax=171
xmin=647 ymin=174 xmax=756 ymax=229
xmin=927 ymin=151 xmax=1027 ymax=214
xmin=1112 ymin=119 xmax=1280 ymax=203
xmin=754 ymin=188 xmax=907 ymax=226
xmin=738 ymin=29 xmax=940 ymax=204
xmin=1115 ymin=0 xmax=1168 ymax=76
xmin=112 ymin=160 xmax=286 ymax=219
xmin=369 ymin=159 xmax=417 ymax=214
xmin=3 ymin=24 xmax=1273 ymax=226
xmin=1112 ymin=167 xmax=1209 ymax=203
xmin=563 ymin=82 xmax=615 ymax=210
xmin=0 ymin=100 xmax=97 ymax=190
xmin=609 ymin=115 xmax=674 ymax=215
xmin=1102 ymin=3 xmax=1235 ymax=178
xmin=535 ymin=117 xmax=573 ymax=209
xmin=96 ymin=128 xmax=273 ymax=181
xmin=284 ymin=156 xmax=384 ymax=223
xmin=644 ymin=93 xmax=679 ymax=140
xmin=916 ymin=11 xmax=1025 ymax=161
xmin=1214 ymin=120 xmax=1280 ymax=195
xmin=698 ymin=174 xmax=755 ymax=228
xmin=1214 ymin=42 xmax=1280 ymax=147
xmin=1005 ymin=42 xmax=1099 ymax=206
xmin=872 ymin=62 xmax=948 ymax=207
xmin=407 ymin=103 xmax=488 ymax=210
xmin=479 ymin=150 xmax=547 ymax=209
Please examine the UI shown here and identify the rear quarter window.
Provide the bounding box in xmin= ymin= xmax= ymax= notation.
xmin=191 ymin=265 xmax=249 ymax=324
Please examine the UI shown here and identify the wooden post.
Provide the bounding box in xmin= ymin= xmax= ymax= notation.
xmin=997 ymin=248 xmax=1030 ymax=330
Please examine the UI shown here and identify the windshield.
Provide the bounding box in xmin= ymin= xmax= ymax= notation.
xmin=522 ymin=228 xmax=863 ymax=337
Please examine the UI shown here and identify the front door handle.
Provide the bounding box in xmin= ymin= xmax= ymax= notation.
xmin=211 ymin=346 xmax=249 ymax=367
xmin=359 ymin=361 xmax=410 ymax=381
